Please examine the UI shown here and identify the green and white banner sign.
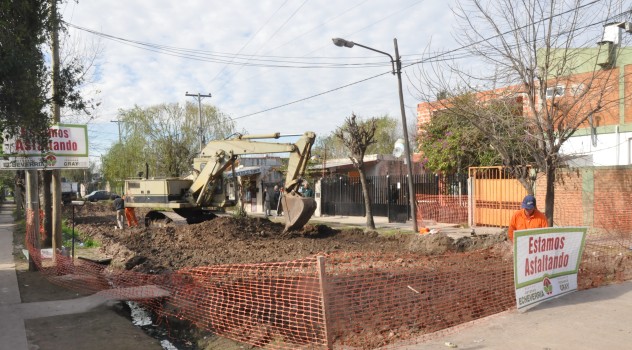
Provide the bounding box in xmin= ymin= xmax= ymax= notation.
xmin=513 ymin=227 xmax=587 ymax=310
xmin=1 ymin=123 xmax=89 ymax=169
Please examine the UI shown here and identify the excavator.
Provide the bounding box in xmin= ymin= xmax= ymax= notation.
xmin=123 ymin=131 xmax=317 ymax=232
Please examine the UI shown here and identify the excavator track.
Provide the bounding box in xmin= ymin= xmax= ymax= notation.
xmin=144 ymin=211 xmax=188 ymax=227
xmin=144 ymin=209 xmax=217 ymax=227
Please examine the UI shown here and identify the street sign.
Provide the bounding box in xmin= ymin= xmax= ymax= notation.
xmin=1 ymin=123 xmax=89 ymax=170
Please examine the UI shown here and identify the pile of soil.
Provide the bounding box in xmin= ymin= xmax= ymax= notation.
xmin=69 ymin=202 xmax=505 ymax=273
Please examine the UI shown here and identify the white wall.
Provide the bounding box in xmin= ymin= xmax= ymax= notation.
xmin=560 ymin=130 xmax=632 ymax=166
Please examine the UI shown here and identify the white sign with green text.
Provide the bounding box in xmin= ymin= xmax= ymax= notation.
xmin=1 ymin=123 xmax=88 ymax=169
xmin=513 ymin=227 xmax=587 ymax=310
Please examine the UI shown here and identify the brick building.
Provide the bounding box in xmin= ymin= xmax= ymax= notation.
xmin=417 ymin=24 xmax=632 ymax=167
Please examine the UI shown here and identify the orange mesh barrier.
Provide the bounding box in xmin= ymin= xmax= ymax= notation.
xmin=23 ymin=207 xmax=632 ymax=349
xmin=416 ymin=194 xmax=468 ymax=226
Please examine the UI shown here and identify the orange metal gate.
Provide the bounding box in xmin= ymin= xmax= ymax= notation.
xmin=469 ymin=166 xmax=528 ymax=227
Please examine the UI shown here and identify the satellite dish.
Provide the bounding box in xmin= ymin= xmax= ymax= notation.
xmin=392 ymin=139 xmax=405 ymax=158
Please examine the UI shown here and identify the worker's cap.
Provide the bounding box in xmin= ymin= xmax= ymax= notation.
xmin=521 ymin=195 xmax=536 ymax=210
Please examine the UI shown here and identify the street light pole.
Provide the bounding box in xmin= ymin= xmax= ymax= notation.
xmin=185 ymin=92 xmax=212 ymax=152
xmin=332 ymin=37 xmax=418 ymax=233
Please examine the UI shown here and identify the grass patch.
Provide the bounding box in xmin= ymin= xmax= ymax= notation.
xmin=377 ymin=228 xmax=415 ymax=236
xmin=62 ymin=220 xmax=99 ymax=248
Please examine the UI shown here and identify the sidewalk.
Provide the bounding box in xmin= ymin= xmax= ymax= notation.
xmin=0 ymin=203 xmax=28 ymax=350
xmin=263 ymin=212 xmax=505 ymax=239
xmin=0 ymin=203 xmax=161 ymax=350
xmin=412 ymin=280 xmax=632 ymax=349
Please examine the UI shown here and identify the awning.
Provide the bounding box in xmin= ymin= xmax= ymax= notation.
xmin=225 ymin=166 xmax=262 ymax=178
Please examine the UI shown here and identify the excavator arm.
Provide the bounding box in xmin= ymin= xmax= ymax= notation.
xmin=125 ymin=131 xmax=316 ymax=231
xmin=190 ymin=131 xmax=317 ymax=231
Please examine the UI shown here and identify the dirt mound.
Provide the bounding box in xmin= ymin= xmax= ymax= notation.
xmin=68 ymin=202 xmax=506 ymax=274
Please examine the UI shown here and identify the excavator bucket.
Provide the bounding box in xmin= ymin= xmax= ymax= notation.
xmin=281 ymin=193 xmax=317 ymax=232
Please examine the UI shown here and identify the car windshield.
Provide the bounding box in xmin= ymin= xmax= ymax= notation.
xmin=87 ymin=191 xmax=98 ymax=196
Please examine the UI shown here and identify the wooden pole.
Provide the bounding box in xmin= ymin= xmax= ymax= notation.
xmin=50 ymin=0 xmax=63 ymax=259
xmin=26 ymin=171 xmax=40 ymax=271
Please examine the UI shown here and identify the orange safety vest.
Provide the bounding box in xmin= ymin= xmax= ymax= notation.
xmin=508 ymin=208 xmax=548 ymax=241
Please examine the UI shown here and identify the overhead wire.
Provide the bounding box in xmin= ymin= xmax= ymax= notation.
xmin=208 ymin=0 xmax=290 ymax=84
xmin=67 ymin=0 xmax=613 ymax=122
xmin=234 ymin=1 xmax=610 ymax=119
xmin=66 ymin=22 xmax=390 ymax=69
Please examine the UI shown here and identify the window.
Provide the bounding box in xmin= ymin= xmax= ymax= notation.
xmin=545 ymin=86 xmax=565 ymax=99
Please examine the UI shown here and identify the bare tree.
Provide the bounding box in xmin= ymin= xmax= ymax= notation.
xmin=415 ymin=0 xmax=629 ymax=225
xmin=334 ymin=113 xmax=378 ymax=230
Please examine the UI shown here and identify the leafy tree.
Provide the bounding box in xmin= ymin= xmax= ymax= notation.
xmin=415 ymin=0 xmax=626 ymax=225
xmin=2 ymin=1 xmax=93 ymax=248
xmin=418 ymin=93 xmax=536 ymax=175
xmin=334 ymin=113 xmax=378 ymax=230
xmin=102 ymin=102 xmax=236 ymax=188
xmin=0 ymin=1 xmax=49 ymax=138
xmin=366 ymin=115 xmax=399 ymax=155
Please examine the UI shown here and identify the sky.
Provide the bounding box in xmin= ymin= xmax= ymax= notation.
xmin=59 ymin=0 xmax=460 ymax=163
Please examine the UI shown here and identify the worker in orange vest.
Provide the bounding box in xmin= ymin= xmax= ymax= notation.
xmin=508 ymin=194 xmax=548 ymax=242
xmin=123 ymin=195 xmax=139 ymax=228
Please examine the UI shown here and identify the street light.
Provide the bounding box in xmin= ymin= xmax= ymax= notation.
xmin=332 ymin=37 xmax=418 ymax=232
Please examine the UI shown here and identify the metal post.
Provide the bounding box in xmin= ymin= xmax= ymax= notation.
xmin=71 ymin=205 xmax=75 ymax=259
xmin=332 ymin=37 xmax=418 ymax=232
xmin=387 ymin=174 xmax=391 ymax=223
xmin=317 ymin=256 xmax=333 ymax=349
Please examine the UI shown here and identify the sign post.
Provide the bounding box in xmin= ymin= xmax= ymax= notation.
xmin=513 ymin=227 xmax=588 ymax=310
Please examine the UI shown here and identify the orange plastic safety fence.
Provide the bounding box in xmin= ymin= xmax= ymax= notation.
xmin=323 ymin=251 xmax=514 ymax=348
xmin=25 ymin=209 xmax=328 ymax=349
xmin=24 ymin=208 xmax=632 ymax=349
xmin=416 ymin=194 xmax=468 ymax=226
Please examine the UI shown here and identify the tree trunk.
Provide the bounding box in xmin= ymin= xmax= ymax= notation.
xmin=14 ymin=171 xmax=25 ymax=218
xmin=544 ymin=159 xmax=555 ymax=227
xmin=358 ymin=169 xmax=375 ymax=230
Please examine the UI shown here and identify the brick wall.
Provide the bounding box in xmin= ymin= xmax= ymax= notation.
xmin=536 ymin=166 xmax=632 ymax=232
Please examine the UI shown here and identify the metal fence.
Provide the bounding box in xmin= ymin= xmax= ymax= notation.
xmin=319 ymin=174 xmax=468 ymax=222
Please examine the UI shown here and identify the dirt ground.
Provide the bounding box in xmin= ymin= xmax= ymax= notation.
xmin=70 ymin=202 xmax=506 ymax=274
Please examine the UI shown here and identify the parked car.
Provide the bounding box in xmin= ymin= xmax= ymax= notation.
xmin=85 ymin=190 xmax=119 ymax=202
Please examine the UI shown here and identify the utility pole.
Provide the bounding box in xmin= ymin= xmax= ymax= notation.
xmin=185 ymin=92 xmax=212 ymax=152
xmin=50 ymin=0 xmax=62 ymax=256
xmin=25 ymin=171 xmax=40 ymax=271
xmin=393 ymin=38 xmax=418 ymax=233
xmin=111 ymin=119 xmax=123 ymax=143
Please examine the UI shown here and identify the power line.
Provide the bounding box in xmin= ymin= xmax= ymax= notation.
xmin=208 ymin=0 xmax=290 ymax=84
xmin=235 ymin=1 xmax=609 ymax=120
xmin=65 ymin=22 xmax=391 ymax=69
xmin=233 ymin=71 xmax=391 ymax=120
xmin=67 ymin=0 xmax=613 ymax=125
